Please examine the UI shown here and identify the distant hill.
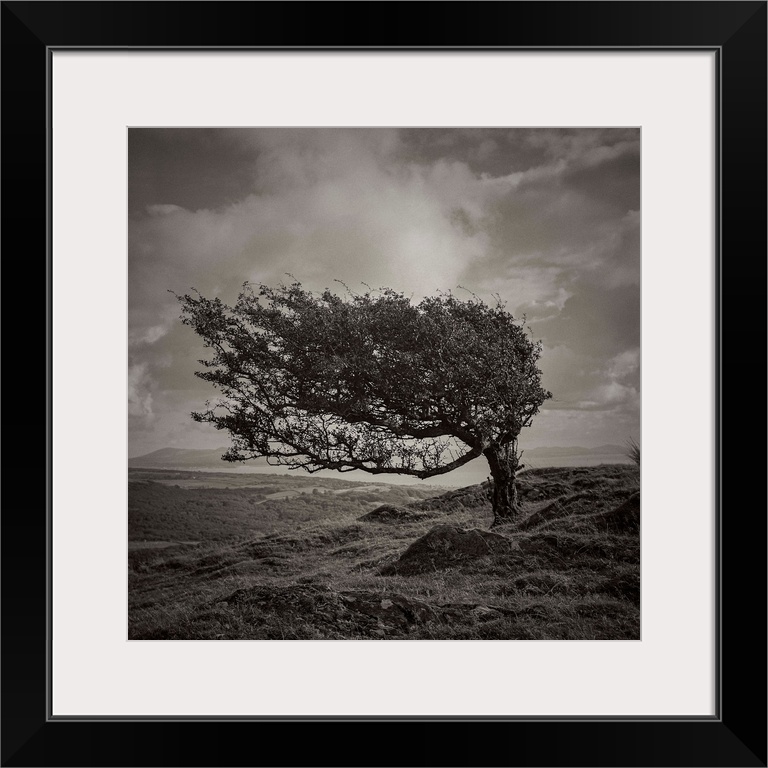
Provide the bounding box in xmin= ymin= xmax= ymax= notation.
xmin=130 ymin=444 xmax=630 ymax=471
xmin=523 ymin=444 xmax=626 ymax=458
xmin=128 ymin=447 xmax=261 ymax=469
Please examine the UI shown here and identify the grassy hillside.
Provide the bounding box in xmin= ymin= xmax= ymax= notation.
xmin=129 ymin=469 xmax=439 ymax=542
xmin=129 ymin=464 xmax=640 ymax=640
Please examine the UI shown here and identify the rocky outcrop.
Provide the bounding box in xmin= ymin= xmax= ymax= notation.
xmin=380 ymin=524 xmax=517 ymax=576
xmin=358 ymin=505 xmax=413 ymax=523
xmin=222 ymin=584 xmax=508 ymax=637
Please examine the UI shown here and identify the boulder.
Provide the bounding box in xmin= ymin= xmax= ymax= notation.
xmin=381 ymin=524 xmax=517 ymax=576
xmin=338 ymin=591 xmax=438 ymax=629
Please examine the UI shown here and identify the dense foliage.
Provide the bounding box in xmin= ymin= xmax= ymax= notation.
xmin=177 ymin=281 xmax=551 ymax=522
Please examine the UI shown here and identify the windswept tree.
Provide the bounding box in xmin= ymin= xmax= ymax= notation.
xmin=176 ymin=281 xmax=551 ymax=526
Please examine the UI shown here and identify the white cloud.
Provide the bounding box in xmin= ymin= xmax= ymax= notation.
xmin=128 ymin=363 xmax=153 ymax=417
xmin=147 ymin=204 xmax=184 ymax=216
xmin=607 ymin=348 xmax=640 ymax=380
xmin=131 ymin=138 xmax=495 ymax=314
xmin=596 ymin=380 xmax=639 ymax=409
xmin=129 ymin=128 xmax=640 ymax=455
xmin=130 ymin=323 xmax=168 ymax=347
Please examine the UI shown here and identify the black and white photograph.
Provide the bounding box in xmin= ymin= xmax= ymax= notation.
xmin=2 ymin=0 xmax=758 ymax=759
xmin=128 ymin=127 xmax=641 ymax=641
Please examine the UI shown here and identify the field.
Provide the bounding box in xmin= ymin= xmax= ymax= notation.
xmin=129 ymin=465 xmax=640 ymax=640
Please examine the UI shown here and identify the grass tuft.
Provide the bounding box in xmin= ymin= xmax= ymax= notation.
xmin=625 ymin=436 xmax=641 ymax=467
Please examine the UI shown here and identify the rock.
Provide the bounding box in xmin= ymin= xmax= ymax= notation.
xmin=380 ymin=524 xmax=517 ymax=576
xmin=358 ymin=504 xmax=439 ymax=524
xmin=358 ymin=505 xmax=411 ymax=523
xmin=340 ymin=591 xmax=438 ymax=628
xmin=216 ymin=583 xmax=520 ymax=637
xmin=225 ymin=585 xmax=438 ymax=637
xmin=439 ymin=602 xmax=509 ymax=624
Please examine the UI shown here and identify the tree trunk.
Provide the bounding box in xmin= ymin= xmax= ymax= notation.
xmin=484 ymin=441 xmax=521 ymax=528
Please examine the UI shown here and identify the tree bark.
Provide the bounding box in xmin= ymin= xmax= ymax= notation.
xmin=484 ymin=441 xmax=521 ymax=527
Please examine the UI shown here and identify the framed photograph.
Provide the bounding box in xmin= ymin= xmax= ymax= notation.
xmin=4 ymin=1 xmax=765 ymax=765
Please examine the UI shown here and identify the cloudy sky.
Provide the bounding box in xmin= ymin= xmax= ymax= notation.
xmin=129 ymin=128 xmax=640 ymax=478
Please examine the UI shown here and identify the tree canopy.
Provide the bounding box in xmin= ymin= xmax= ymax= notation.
xmin=177 ymin=281 xmax=551 ymax=523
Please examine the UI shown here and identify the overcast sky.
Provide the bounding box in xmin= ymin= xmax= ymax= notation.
xmin=129 ymin=127 xmax=640 ymax=477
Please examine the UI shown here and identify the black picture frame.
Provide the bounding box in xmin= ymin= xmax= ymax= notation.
xmin=3 ymin=2 xmax=765 ymax=765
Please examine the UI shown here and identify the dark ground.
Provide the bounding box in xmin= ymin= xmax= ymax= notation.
xmin=129 ymin=464 xmax=640 ymax=640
